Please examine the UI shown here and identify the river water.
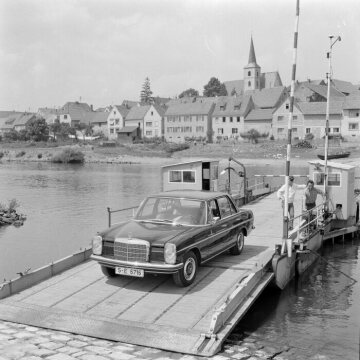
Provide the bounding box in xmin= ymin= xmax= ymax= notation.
xmin=0 ymin=161 xmax=358 ymax=359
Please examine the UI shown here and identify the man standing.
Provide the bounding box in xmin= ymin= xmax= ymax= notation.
xmin=277 ymin=176 xmax=306 ymax=230
xmin=304 ymin=179 xmax=325 ymax=211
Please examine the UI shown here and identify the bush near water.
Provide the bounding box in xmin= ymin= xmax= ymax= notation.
xmin=51 ymin=146 xmax=85 ymax=163
xmin=0 ymin=199 xmax=26 ymax=227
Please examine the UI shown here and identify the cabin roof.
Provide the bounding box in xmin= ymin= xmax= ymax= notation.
xmin=308 ymin=160 xmax=355 ymax=170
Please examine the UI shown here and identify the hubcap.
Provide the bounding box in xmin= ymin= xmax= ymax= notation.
xmin=184 ymin=257 xmax=196 ymax=280
xmin=238 ymin=234 xmax=243 ymax=250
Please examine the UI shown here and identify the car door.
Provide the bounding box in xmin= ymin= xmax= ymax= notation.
xmin=202 ymin=196 xmax=237 ymax=260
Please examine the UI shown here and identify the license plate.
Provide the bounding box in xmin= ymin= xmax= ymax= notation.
xmin=115 ymin=267 xmax=144 ymax=278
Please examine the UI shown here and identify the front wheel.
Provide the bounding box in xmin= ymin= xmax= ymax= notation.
xmin=230 ymin=231 xmax=245 ymax=255
xmin=101 ymin=265 xmax=116 ymax=277
xmin=173 ymin=251 xmax=198 ymax=287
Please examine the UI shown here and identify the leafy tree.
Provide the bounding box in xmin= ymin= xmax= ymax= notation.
xmin=58 ymin=123 xmax=72 ymax=140
xmin=140 ymin=77 xmax=153 ymax=104
xmin=26 ymin=118 xmax=49 ymax=141
xmin=178 ymin=88 xmax=199 ymax=98
xmin=18 ymin=129 xmax=30 ymax=141
xmin=203 ymin=77 xmax=228 ymax=97
xmin=231 ymin=88 xmax=237 ymax=96
xmin=49 ymin=121 xmax=62 ymax=140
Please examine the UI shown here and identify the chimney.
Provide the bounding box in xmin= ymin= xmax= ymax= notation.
xmin=90 ymin=104 xmax=93 ymax=111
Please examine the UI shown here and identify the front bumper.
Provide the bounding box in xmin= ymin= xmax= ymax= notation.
xmin=91 ymin=254 xmax=184 ymax=274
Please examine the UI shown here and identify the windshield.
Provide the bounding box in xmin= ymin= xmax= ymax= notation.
xmin=135 ymin=197 xmax=207 ymax=225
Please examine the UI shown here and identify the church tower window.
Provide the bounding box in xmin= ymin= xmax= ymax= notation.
xmin=248 ymin=81 xmax=251 ymax=87
xmin=248 ymin=71 xmax=251 ymax=76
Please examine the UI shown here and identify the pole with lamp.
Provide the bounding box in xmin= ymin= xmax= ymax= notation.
xmin=324 ymin=35 xmax=341 ymax=196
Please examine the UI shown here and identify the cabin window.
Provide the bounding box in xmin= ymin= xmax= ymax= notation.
xmin=328 ymin=173 xmax=341 ymax=187
xmin=151 ymin=111 xmax=153 ymax=116
xmin=115 ymin=119 xmax=119 ymax=125
xmin=333 ymin=127 xmax=340 ymax=133
xmin=277 ymin=128 xmax=284 ymax=133
xmin=146 ymin=131 xmax=152 ymax=136
xmin=169 ymin=170 xmax=195 ymax=183
xmin=64 ymin=115 xmax=68 ymax=119
xmin=218 ymin=128 xmax=224 ymax=134
xmin=230 ymin=117 xmax=233 ymax=122
xmin=293 ymin=115 xmax=297 ymax=120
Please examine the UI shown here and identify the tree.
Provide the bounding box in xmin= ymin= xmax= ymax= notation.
xmin=140 ymin=77 xmax=153 ymax=104
xmin=26 ymin=118 xmax=49 ymax=142
xmin=203 ymin=77 xmax=228 ymax=97
xmin=178 ymin=88 xmax=199 ymax=98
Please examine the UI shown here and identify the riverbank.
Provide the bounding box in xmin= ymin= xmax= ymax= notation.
xmin=1 ymin=139 xmax=360 ymax=167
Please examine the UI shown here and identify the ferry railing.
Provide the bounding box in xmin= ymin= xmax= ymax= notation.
xmin=107 ymin=206 xmax=138 ymax=228
xmin=289 ymin=200 xmax=333 ymax=242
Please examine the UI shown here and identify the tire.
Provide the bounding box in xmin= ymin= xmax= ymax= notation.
xmin=173 ymin=251 xmax=198 ymax=287
xmin=230 ymin=231 xmax=245 ymax=255
xmin=101 ymin=265 xmax=116 ymax=277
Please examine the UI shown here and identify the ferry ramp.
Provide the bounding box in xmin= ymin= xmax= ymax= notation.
xmin=0 ymin=193 xmax=287 ymax=356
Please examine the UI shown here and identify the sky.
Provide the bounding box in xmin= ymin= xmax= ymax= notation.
xmin=0 ymin=0 xmax=359 ymax=112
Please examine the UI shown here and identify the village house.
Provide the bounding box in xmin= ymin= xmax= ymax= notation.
xmin=0 ymin=112 xmax=37 ymax=134
xmin=125 ymin=104 xmax=165 ymax=139
xmin=341 ymin=92 xmax=360 ymax=138
xmin=87 ymin=111 xmax=109 ymax=137
xmin=212 ymin=95 xmax=253 ymax=140
xmin=57 ymin=102 xmax=93 ymax=126
xmin=107 ymin=105 xmax=130 ymax=140
xmin=37 ymin=107 xmax=58 ymax=125
xmin=164 ymin=99 xmax=215 ymax=143
xmin=272 ymin=99 xmax=344 ymax=140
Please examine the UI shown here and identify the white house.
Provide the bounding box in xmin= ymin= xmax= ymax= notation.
xmin=107 ymin=105 xmax=130 ymax=140
xmin=341 ymin=93 xmax=360 ymax=138
xmin=125 ymin=104 xmax=164 ymax=139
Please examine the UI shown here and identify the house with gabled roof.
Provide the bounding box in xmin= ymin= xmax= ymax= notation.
xmin=212 ymin=95 xmax=254 ymax=141
xmin=272 ymin=99 xmax=344 ymax=140
xmin=107 ymin=105 xmax=130 ymax=140
xmin=125 ymin=104 xmax=165 ymax=140
xmin=331 ymin=79 xmax=359 ymax=96
xmin=87 ymin=111 xmax=109 ymax=137
xmin=58 ymin=101 xmax=93 ymax=126
xmin=341 ymin=92 xmax=360 ymax=138
xmin=164 ymin=99 xmax=215 ymax=143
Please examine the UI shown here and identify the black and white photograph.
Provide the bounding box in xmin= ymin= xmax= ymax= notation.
xmin=0 ymin=0 xmax=359 ymax=359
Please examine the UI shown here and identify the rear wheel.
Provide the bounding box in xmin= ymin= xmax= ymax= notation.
xmin=230 ymin=231 xmax=245 ymax=255
xmin=173 ymin=251 xmax=198 ymax=287
xmin=101 ymin=265 xmax=116 ymax=277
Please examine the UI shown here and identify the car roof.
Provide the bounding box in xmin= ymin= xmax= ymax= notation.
xmin=149 ymin=190 xmax=229 ymax=201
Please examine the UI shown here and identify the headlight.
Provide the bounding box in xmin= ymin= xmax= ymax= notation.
xmin=92 ymin=235 xmax=103 ymax=255
xmin=164 ymin=243 xmax=176 ymax=264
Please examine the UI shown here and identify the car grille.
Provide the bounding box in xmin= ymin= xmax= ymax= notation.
xmin=113 ymin=238 xmax=150 ymax=262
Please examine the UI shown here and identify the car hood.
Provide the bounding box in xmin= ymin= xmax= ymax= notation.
xmin=100 ymin=220 xmax=192 ymax=246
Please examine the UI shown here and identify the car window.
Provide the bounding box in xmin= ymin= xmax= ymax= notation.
xmin=136 ymin=197 xmax=206 ymax=225
xmin=217 ymin=196 xmax=236 ymax=218
xmin=209 ymin=199 xmax=220 ymax=219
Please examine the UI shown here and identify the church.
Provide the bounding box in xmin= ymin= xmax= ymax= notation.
xmin=224 ymin=37 xmax=283 ymax=96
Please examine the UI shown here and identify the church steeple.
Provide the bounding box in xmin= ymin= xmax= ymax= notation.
xmin=248 ymin=36 xmax=258 ymax=65
xmin=244 ymin=36 xmax=261 ymax=92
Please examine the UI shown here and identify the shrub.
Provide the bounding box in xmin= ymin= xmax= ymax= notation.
xmin=51 ymin=147 xmax=85 ymax=163
xmin=0 ymin=151 xmax=4 ymax=159
xmin=270 ymin=135 xmax=275 ymax=140
xmin=15 ymin=150 xmax=26 ymax=158
xmin=37 ymin=153 xmax=43 ymax=159
xmin=163 ymin=142 xmax=190 ymax=154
